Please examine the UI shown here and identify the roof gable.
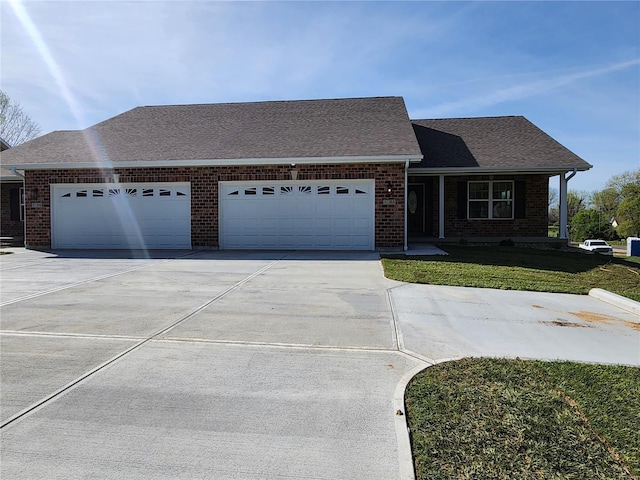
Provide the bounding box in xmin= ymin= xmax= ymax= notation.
xmin=410 ymin=116 xmax=591 ymax=171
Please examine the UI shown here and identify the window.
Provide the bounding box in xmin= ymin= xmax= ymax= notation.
xmin=468 ymin=181 xmax=513 ymax=219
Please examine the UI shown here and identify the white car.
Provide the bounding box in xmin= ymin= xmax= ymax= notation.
xmin=579 ymin=239 xmax=614 ymax=255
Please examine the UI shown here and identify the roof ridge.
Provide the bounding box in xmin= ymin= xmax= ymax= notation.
xmin=139 ymin=96 xmax=403 ymax=109
xmin=411 ymin=115 xmax=525 ymax=122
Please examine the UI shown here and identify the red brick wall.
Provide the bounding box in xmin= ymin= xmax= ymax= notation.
xmin=443 ymin=174 xmax=548 ymax=238
xmin=23 ymin=163 xmax=406 ymax=249
xmin=0 ymin=183 xmax=24 ymax=238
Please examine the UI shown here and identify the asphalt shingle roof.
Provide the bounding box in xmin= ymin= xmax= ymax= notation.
xmin=410 ymin=116 xmax=591 ymax=171
xmin=0 ymin=97 xmax=421 ymax=167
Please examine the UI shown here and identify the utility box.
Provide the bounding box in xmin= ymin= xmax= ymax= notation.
xmin=627 ymin=237 xmax=640 ymax=257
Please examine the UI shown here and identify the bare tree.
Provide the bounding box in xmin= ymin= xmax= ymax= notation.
xmin=591 ymin=187 xmax=620 ymax=219
xmin=567 ymin=190 xmax=590 ymax=221
xmin=606 ymin=169 xmax=640 ymax=192
xmin=0 ymin=90 xmax=41 ymax=146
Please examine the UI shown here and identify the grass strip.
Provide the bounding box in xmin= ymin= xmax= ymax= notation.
xmin=405 ymin=358 xmax=640 ymax=480
xmin=382 ymin=246 xmax=640 ymax=301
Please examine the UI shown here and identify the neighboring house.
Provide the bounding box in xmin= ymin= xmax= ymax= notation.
xmin=0 ymin=96 xmax=591 ymax=251
xmin=0 ymin=137 xmax=25 ymax=242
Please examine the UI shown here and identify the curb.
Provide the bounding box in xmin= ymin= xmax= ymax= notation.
xmin=393 ymin=356 xmax=465 ymax=480
xmin=589 ymin=288 xmax=640 ymax=319
xmin=394 ymin=363 xmax=429 ymax=480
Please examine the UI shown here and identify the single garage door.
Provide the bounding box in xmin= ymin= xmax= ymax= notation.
xmin=51 ymin=183 xmax=191 ymax=249
xmin=220 ymin=180 xmax=375 ymax=250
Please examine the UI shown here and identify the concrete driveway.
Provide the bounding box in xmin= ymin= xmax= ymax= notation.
xmin=1 ymin=248 xmax=638 ymax=479
xmin=1 ymin=249 xmax=418 ymax=479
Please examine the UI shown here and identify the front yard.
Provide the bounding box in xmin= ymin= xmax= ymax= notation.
xmin=388 ymin=246 xmax=639 ymax=478
xmin=406 ymin=358 xmax=639 ymax=479
xmin=382 ymin=246 xmax=640 ymax=302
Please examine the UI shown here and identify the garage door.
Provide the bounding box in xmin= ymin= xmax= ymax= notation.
xmin=51 ymin=183 xmax=191 ymax=249
xmin=219 ymin=180 xmax=375 ymax=250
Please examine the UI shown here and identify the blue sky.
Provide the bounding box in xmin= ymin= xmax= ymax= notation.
xmin=2 ymin=0 xmax=639 ymax=193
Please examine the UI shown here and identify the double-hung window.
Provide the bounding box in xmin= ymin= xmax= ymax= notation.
xmin=468 ymin=181 xmax=513 ymax=219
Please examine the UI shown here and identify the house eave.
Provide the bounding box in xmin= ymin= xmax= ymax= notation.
xmin=408 ymin=165 xmax=592 ymax=175
xmin=2 ymin=154 xmax=424 ymax=171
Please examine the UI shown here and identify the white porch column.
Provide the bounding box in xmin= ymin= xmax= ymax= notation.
xmin=558 ymin=170 xmax=577 ymax=240
xmin=559 ymin=174 xmax=568 ymax=239
xmin=439 ymin=175 xmax=445 ymax=239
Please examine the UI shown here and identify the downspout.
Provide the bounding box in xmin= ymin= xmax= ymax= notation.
xmin=10 ymin=167 xmax=26 ymax=248
xmin=439 ymin=175 xmax=445 ymax=239
xmin=559 ymin=169 xmax=577 ymax=240
xmin=404 ymin=159 xmax=409 ymax=251
xmin=10 ymin=167 xmax=24 ymax=179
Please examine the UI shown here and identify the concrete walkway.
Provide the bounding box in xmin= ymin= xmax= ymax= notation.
xmin=1 ymin=248 xmax=638 ymax=479
xmin=389 ymin=283 xmax=639 ymax=366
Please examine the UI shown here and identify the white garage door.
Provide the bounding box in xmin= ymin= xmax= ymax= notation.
xmin=220 ymin=180 xmax=375 ymax=250
xmin=51 ymin=183 xmax=191 ymax=249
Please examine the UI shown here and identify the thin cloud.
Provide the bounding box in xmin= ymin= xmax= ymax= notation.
xmin=416 ymin=59 xmax=640 ymax=118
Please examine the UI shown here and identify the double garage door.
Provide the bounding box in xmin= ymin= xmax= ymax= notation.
xmin=51 ymin=183 xmax=191 ymax=249
xmin=51 ymin=180 xmax=375 ymax=250
xmin=219 ymin=180 xmax=375 ymax=250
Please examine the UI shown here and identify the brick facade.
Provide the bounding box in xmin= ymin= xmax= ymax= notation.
xmin=442 ymin=174 xmax=548 ymax=238
xmin=23 ymin=162 xmax=406 ymax=249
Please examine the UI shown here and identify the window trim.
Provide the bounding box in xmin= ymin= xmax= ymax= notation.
xmin=467 ymin=180 xmax=514 ymax=220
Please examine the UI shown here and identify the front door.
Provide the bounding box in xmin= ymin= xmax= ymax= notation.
xmin=407 ymin=183 xmax=425 ymax=236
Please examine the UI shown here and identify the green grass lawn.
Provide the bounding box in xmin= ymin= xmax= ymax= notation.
xmin=382 ymin=246 xmax=640 ymax=302
xmin=406 ymin=358 xmax=640 ymax=479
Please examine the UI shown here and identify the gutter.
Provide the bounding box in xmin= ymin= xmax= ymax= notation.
xmin=1 ymin=154 xmax=424 ymax=171
xmin=409 ymin=165 xmax=591 ymax=175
